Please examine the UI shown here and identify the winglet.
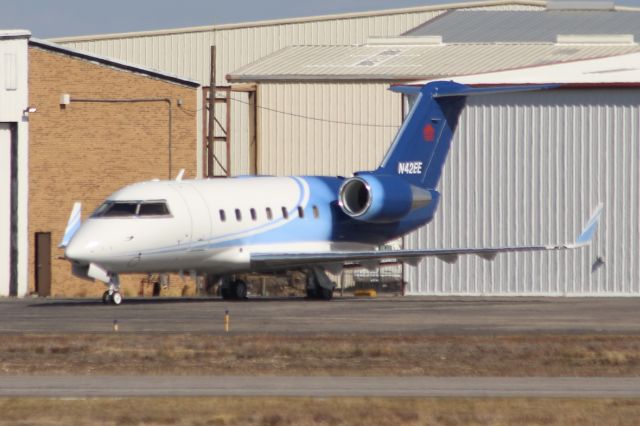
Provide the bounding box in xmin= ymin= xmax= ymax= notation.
xmin=59 ymin=202 xmax=82 ymax=248
xmin=572 ymin=203 xmax=604 ymax=247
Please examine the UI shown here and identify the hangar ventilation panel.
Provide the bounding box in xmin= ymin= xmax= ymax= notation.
xmin=356 ymin=49 xmax=402 ymax=67
xmin=354 ymin=36 xmax=443 ymax=68
xmin=348 ymin=47 xmax=424 ymax=71
xmin=299 ymin=36 xmax=444 ymax=70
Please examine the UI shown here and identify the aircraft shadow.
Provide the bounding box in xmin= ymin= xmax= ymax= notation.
xmin=28 ymin=296 xmax=327 ymax=307
xmin=27 ymin=296 xmax=552 ymax=309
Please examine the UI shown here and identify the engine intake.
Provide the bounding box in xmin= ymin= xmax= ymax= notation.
xmin=338 ymin=174 xmax=432 ymax=223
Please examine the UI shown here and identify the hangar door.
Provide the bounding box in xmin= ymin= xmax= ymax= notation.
xmin=404 ymin=89 xmax=639 ymax=296
xmin=0 ymin=123 xmax=16 ymax=296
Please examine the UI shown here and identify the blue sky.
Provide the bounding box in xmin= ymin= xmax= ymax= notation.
xmin=4 ymin=0 xmax=640 ymax=39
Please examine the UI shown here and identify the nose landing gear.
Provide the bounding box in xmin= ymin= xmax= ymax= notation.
xmin=102 ymin=275 xmax=123 ymax=305
xmin=102 ymin=290 xmax=123 ymax=305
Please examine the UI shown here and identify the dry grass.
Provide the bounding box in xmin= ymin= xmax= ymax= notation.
xmin=1 ymin=397 xmax=640 ymax=426
xmin=2 ymin=333 xmax=640 ymax=376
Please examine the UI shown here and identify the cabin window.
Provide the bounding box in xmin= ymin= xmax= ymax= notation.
xmin=282 ymin=207 xmax=289 ymax=219
xmin=266 ymin=207 xmax=273 ymax=220
xmin=219 ymin=209 xmax=226 ymax=222
xmin=297 ymin=206 xmax=304 ymax=218
xmin=313 ymin=205 xmax=320 ymax=219
xmin=138 ymin=202 xmax=170 ymax=217
xmin=235 ymin=209 xmax=242 ymax=221
xmin=250 ymin=208 xmax=257 ymax=221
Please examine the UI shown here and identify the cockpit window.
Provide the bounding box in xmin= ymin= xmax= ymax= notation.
xmin=138 ymin=202 xmax=170 ymax=216
xmin=91 ymin=202 xmax=112 ymax=218
xmin=101 ymin=202 xmax=138 ymax=217
xmin=91 ymin=201 xmax=171 ymax=218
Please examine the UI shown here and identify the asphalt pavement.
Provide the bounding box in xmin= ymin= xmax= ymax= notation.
xmin=1 ymin=375 xmax=640 ymax=397
xmin=0 ymin=296 xmax=639 ymax=334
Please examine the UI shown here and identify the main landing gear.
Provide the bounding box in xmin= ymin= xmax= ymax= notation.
xmin=306 ymin=268 xmax=335 ymax=301
xmin=220 ymin=277 xmax=248 ymax=300
xmin=102 ymin=275 xmax=123 ymax=305
xmin=218 ymin=269 xmax=335 ymax=301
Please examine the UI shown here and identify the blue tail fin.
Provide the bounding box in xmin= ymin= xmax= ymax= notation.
xmin=375 ymin=81 xmax=559 ymax=189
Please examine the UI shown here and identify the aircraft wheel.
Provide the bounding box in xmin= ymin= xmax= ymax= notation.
xmin=317 ymin=287 xmax=334 ymax=301
xmin=221 ymin=287 xmax=232 ymax=300
xmin=111 ymin=291 xmax=123 ymax=305
xmin=305 ymin=288 xmax=316 ymax=299
xmin=233 ymin=280 xmax=248 ymax=300
xmin=102 ymin=291 xmax=111 ymax=304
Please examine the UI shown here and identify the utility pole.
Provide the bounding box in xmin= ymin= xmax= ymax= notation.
xmin=207 ymin=45 xmax=216 ymax=177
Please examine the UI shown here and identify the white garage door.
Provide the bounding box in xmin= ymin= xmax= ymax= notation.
xmin=0 ymin=123 xmax=11 ymax=296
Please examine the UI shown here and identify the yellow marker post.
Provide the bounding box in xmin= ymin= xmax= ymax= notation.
xmin=224 ymin=310 xmax=229 ymax=332
xmin=113 ymin=319 xmax=119 ymax=332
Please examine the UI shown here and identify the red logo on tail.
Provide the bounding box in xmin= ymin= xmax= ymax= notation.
xmin=423 ymin=123 xmax=435 ymax=142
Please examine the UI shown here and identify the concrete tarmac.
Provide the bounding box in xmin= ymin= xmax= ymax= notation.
xmin=0 ymin=296 xmax=639 ymax=334
xmin=2 ymin=376 xmax=640 ymax=397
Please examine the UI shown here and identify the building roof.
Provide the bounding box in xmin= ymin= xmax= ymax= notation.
xmin=0 ymin=30 xmax=30 ymax=39
xmin=48 ymin=1 xmax=547 ymax=43
xmin=412 ymin=51 xmax=640 ymax=84
xmin=227 ymin=43 xmax=640 ymax=82
xmin=29 ymin=38 xmax=200 ymax=88
xmin=405 ymin=9 xmax=640 ymax=42
xmin=229 ymin=4 xmax=640 ymax=83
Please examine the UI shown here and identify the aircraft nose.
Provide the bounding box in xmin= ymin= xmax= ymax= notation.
xmin=64 ymin=239 xmax=86 ymax=263
xmin=64 ymin=230 xmax=99 ymax=264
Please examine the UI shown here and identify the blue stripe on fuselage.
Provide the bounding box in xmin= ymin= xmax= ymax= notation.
xmin=118 ymin=175 xmax=438 ymax=257
xmin=197 ymin=176 xmax=439 ymax=249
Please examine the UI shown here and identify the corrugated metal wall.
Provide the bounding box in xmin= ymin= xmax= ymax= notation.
xmin=58 ymin=11 xmax=445 ymax=176
xmin=257 ymin=83 xmax=402 ymax=176
xmin=57 ymin=11 xmax=442 ymax=84
xmin=56 ymin=4 xmax=542 ymax=176
xmin=404 ymin=89 xmax=640 ymax=295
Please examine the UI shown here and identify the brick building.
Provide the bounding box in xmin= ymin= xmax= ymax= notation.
xmin=24 ymin=39 xmax=199 ymax=297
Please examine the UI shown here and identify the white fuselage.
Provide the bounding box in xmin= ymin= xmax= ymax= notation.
xmin=65 ymin=177 xmax=374 ymax=276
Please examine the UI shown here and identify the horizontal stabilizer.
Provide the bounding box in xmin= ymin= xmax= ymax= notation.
xmin=431 ymin=83 xmax=560 ymax=98
xmin=390 ymin=82 xmax=560 ymax=97
xmin=59 ymin=202 xmax=81 ymax=248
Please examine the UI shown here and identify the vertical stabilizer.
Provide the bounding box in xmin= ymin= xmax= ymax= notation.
xmin=376 ymin=81 xmax=559 ymax=189
xmin=376 ymin=81 xmax=467 ymax=189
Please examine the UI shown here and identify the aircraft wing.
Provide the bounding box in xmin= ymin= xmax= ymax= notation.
xmin=251 ymin=204 xmax=603 ymax=270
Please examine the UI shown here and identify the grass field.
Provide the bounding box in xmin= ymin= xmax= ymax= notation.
xmin=2 ymin=333 xmax=640 ymax=376
xmin=2 ymin=397 xmax=640 ymax=425
xmin=3 ymin=333 xmax=640 ymax=425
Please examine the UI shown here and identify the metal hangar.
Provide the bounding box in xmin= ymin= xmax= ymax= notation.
xmin=229 ymin=2 xmax=640 ymax=295
xmin=48 ymin=0 xmax=640 ymax=296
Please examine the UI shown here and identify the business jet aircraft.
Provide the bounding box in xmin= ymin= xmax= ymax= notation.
xmin=61 ymin=81 xmax=602 ymax=305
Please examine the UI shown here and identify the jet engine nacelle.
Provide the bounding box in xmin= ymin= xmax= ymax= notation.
xmin=338 ymin=174 xmax=432 ymax=223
